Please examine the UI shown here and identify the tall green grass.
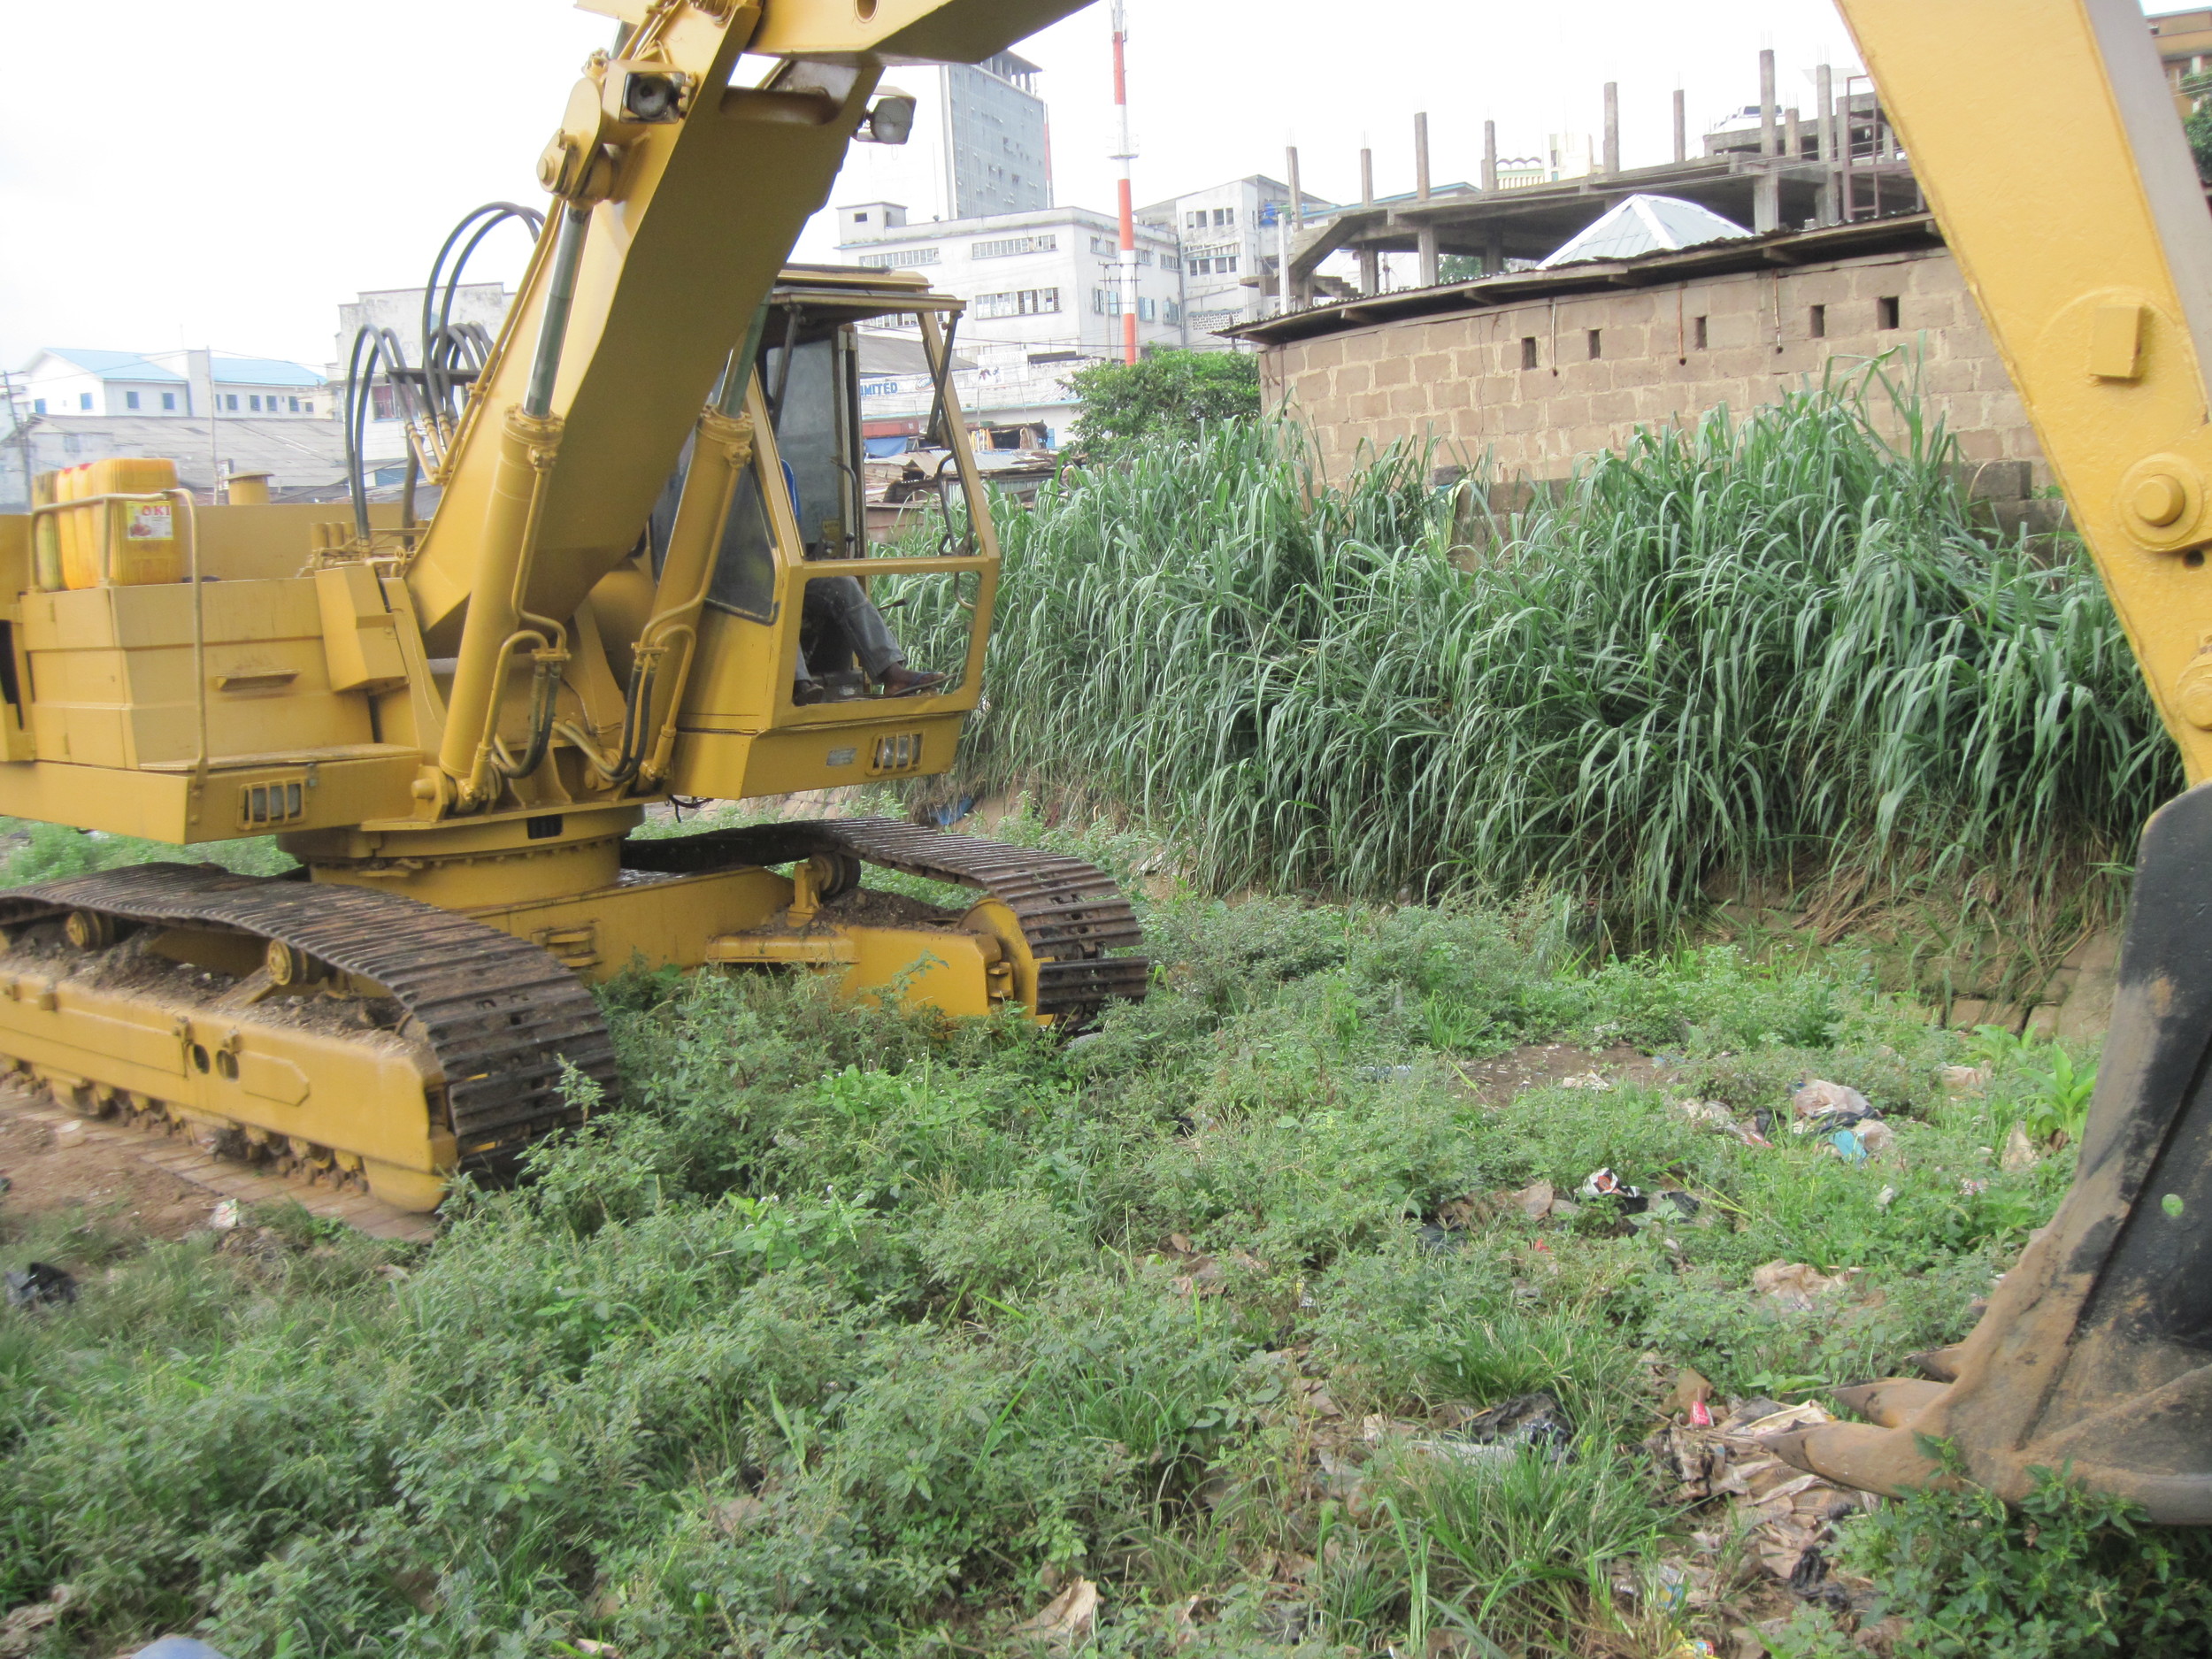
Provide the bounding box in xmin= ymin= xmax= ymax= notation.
xmin=898 ymin=364 xmax=2174 ymax=937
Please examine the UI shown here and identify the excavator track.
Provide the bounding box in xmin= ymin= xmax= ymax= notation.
xmin=621 ymin=817 xmax=1150 ymax=1019
xmin=0 ymin=863 xmax=616 ymax=1179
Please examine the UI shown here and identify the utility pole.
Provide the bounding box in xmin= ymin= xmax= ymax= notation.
xmin=1110 ymin=0 xmax=1140 ymax=364
xmin=0 ymin=372 xmax=36 ymax=511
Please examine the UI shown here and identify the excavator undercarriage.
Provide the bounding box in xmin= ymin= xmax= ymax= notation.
xmin=0 ymin=820 xmax=1143 ymax=1212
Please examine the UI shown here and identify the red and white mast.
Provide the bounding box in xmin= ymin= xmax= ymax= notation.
xmin=1110 ymin=0 xmax=1139 ymax=364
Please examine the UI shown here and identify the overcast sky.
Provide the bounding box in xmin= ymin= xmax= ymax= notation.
xmin=0 ymin=0 xmax=2156 ymax=373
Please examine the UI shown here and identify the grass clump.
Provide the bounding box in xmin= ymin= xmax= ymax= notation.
xmin=896 ymin=362 xmax=2168 ymax=951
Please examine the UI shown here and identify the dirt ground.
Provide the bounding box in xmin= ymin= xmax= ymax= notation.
xmin=1449 ymin=1041 xmax=1668 ymax=1108
xmin=0 ymin=1107 xmax=224 ymax=1243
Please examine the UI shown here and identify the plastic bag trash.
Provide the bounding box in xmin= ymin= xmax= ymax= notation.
xmin=133 ymin=1641 xmax=234 ymax=1659
xmin=1939 ymin=1063 xmax=1992 ymax=1097
xmin=2001 ymin=1121 xmax=2038 ymax=1171
xmin=1854 ymin=1118 xmax=1896 ymax=1154
xmin=4 ymin=1262 xmax=76 ymax=1310
xmin=1791 ymin=1079 xmax=1874 ymax=1134
xmin=1751 ymin=1261 xmax=1848 ymax=1310
xmin=1828 ymin=1129 xmax=1868 ymax=1164
xmin=1560 ymin=1071 xmax=1612 ymax=1089
xmin=1580 ymin=1167 xmax=1642 ymax=1204
xmin=1014 ymin=1577 xmax=1098 ymax=1652
xmin=209 ymin=1200 xmax=242 ymax=1232
xmin=1417 ymin=1388 xmax=1572 ymax=1464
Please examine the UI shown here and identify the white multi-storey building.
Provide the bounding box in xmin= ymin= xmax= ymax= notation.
xmin=836 ymin=202 xmax=1187 ymax=446
xmin=19 ymin=348 xmax=325 ymax=419
xmin=1139 ymin=174 xmax=1332 ymax=343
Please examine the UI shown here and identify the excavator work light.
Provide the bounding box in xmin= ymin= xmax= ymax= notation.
xmin=619 ymin=70 xmax=691 ymax=123
xmin=862 ymin=91 xmax=917 ymax=145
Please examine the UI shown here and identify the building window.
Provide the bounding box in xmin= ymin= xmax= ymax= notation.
xmin=854 ymin=211 xmax=870 ymax=223
xmin=1586 ymin=328 xmax=1601 ymax=360
xmin=1192 ymin=257 xmax=1210 ymax=275
xmin=1218 ymin=256 xmax=1238 ymax=275
xmin=1165 ymin=299 xmax=1182 ymax=323
xmin=31 ymin=399 xmax=44 ymax=414
xmin=1693 ymin=315 xmax=1709 ymax=349
xmin=1878 ymin=295 xmax=1901 ymax=329
xmin=1186 ymin=210 xmax=1203 ymax=228
xmin=162 ymin=392 xmax=176 ymax=411
xmin=1138 ymin=296 xmax=1156 ymax=321
xmin=973 ymin=234 xmax=1057 ymax=257
xmin=1161 ymin=254 xmax=1180 ymax=273
xmin=226 ymin=394 xmax=240 ymax=411
xmin=80 ymin=392 xmax=92 ymax=410
xmin=1136 ymin=248 xmax=1153 ymax=265
xmin=1213 ymin=207 xmax=1231 ymax=226
xmin=856 ymin=247 xmax=940 ymax=267
xmin=288 ymin=396 xmax=300 ymax=411
xmin=303 ymin=401 xmax=313 ymax=414
xmin=126 ymin=390 xmax=141 ymax=409
xmin=975 ymin=288 xmax=1062 ymax=318
xmin=250 ymin=395 xmax=262 ymax=411
xmin=373 ymin=385 xmax=397 ymax=419
xmin=1809 ymin=303 xmax=1827 ymax=339
xmin=1520 ymin=336 xmax=1540 ymax=370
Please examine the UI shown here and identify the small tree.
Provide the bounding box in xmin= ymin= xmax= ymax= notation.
xmin=1066 ymin=349 xmax=1261 ymax=460
xmin=2186 ymin=73 xmax=2212 ymax=182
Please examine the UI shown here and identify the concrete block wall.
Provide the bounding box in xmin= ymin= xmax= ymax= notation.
xmin=1263 ymin=247 xmax=2047 ymax=487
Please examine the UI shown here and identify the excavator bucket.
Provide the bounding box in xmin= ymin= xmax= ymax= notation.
xmin=1771 ymin=0 xmax=2212 ymax=1519
xmin=1771 ymin=780 xmax=2212 ymax=1523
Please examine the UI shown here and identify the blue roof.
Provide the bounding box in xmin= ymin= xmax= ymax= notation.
xmin=208 ymin=355 xmax=324 ymax=388
xmin=44 ymin=349 xmax=185 ymax=383
xmin=37 ymin=349 xmax=323 ymax=388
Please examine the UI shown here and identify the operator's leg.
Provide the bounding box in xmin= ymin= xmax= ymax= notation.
xmin=803 ymin=575 xmax=945 ymax=696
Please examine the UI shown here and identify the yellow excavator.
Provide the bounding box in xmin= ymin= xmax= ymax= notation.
xmin=3 ymin=0 xmax=2210 ymax=1526
xmin=0 ymin=0 xmax=1143 ymax=1218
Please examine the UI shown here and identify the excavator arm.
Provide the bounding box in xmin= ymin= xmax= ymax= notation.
xmin=1778 ymin=0 xmax=2212 ymax=1524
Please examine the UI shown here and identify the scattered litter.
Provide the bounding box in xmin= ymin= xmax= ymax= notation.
xmin=1559 ymin=1071 xmax=1613 ymax=1089
xmin=1792 ymin=1079 xmax=1875 ymax=1135
xmin=2001 ymin=1121 xmax=2038 ymax=1171
xmin=132 ymin=1642 xmax=234 ymax=1659
xmin=3 ymin=1263 xmax=76 ymax=1310
xmin=1750 ymin=1261 xmax=1848 ymax=1311
xmin=1014 ymin=1577 xmax=1098 ymax=1652
xmin=1753 ymin=1106 xmax=1777 ymax=1140
xmin=1960 ymin=1177 xmax=1989 ymax=1195
xmin=0 ymin=1584 xmax=73 ymax=1657
xmin=1414 ymin=1224 xmax=1465 ymax=1256
xmin=1669 ymin=1098 xmax=1772 ymax=1148
xmin=209 ymin=1200 xmax=242 ymax=1232
xmin=1827 ymin=1129 xmax=1868 ymax=1165
xmin=1668 ymin=1366 xmax=1714 ymax=1424
xmin=1505 ymin=1179 xmax=1557 ymax=1221
xmin=567 ymin=1642 xmax=618 ymax=1658
xmin=1580 ymin=1168 xmax=1640 ymax=1202
xmin=1938 ymin=1063 xmax=1993 ymax=1097
xmin=1854 ymin=1118 xmax=1897 ymax=1155
xmin=1578 ymin=1171 xmax=1701 ymax=1222
xmin=50 ymin=1119 xmax=85 ymax=1150
xmin=1875 ymin=1185 xmax=1898 ymax=1209
xmin=1645 ymin=1396 xmax=1878 ymax=1591
xmin=1413 ymin=1388 xmax=1571 ymax=1465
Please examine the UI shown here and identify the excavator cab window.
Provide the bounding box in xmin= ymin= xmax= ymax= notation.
xmin=759 ymin=322 xmax=864 ymax=560
xmin=644 ymin=433 xmax=778 ymax=624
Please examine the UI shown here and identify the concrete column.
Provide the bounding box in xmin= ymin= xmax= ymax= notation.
xmin=1759 ymin=50 xmax=1778 ymax=155
xmin=1816 ymin=65 xmax=1837 ymax=224
xmin=1415 ymin=111 xmax=1438 ymax=286
xmin=1602 ymin=81 xmax=1620 ymax=175
xmin=1358 ymin=146 xmax=1379 ymax=293
xmin=1786 ymin=106 xmax=1801 ymax=159
xmin=1286 ymin=144 xmax=1310 ymax=305
xmin=1482 ymin=225 xmax=1504 ymax=276
xmin=1673 ymin=88 xmax=1686 ymax=164
xmin=1754 ymin=49 xmax=1780 ymax=232
xmin=1482 ymin=119 xmax=1497 ymax=191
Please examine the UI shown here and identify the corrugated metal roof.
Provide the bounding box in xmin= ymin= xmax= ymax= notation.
xmin=1538 ymin=194 xmax=1751 ymax=267
xmin=207 ymin=356 xmax=326 ymax=388
xmin=42 ymin=349 xmax=186 ymax=382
